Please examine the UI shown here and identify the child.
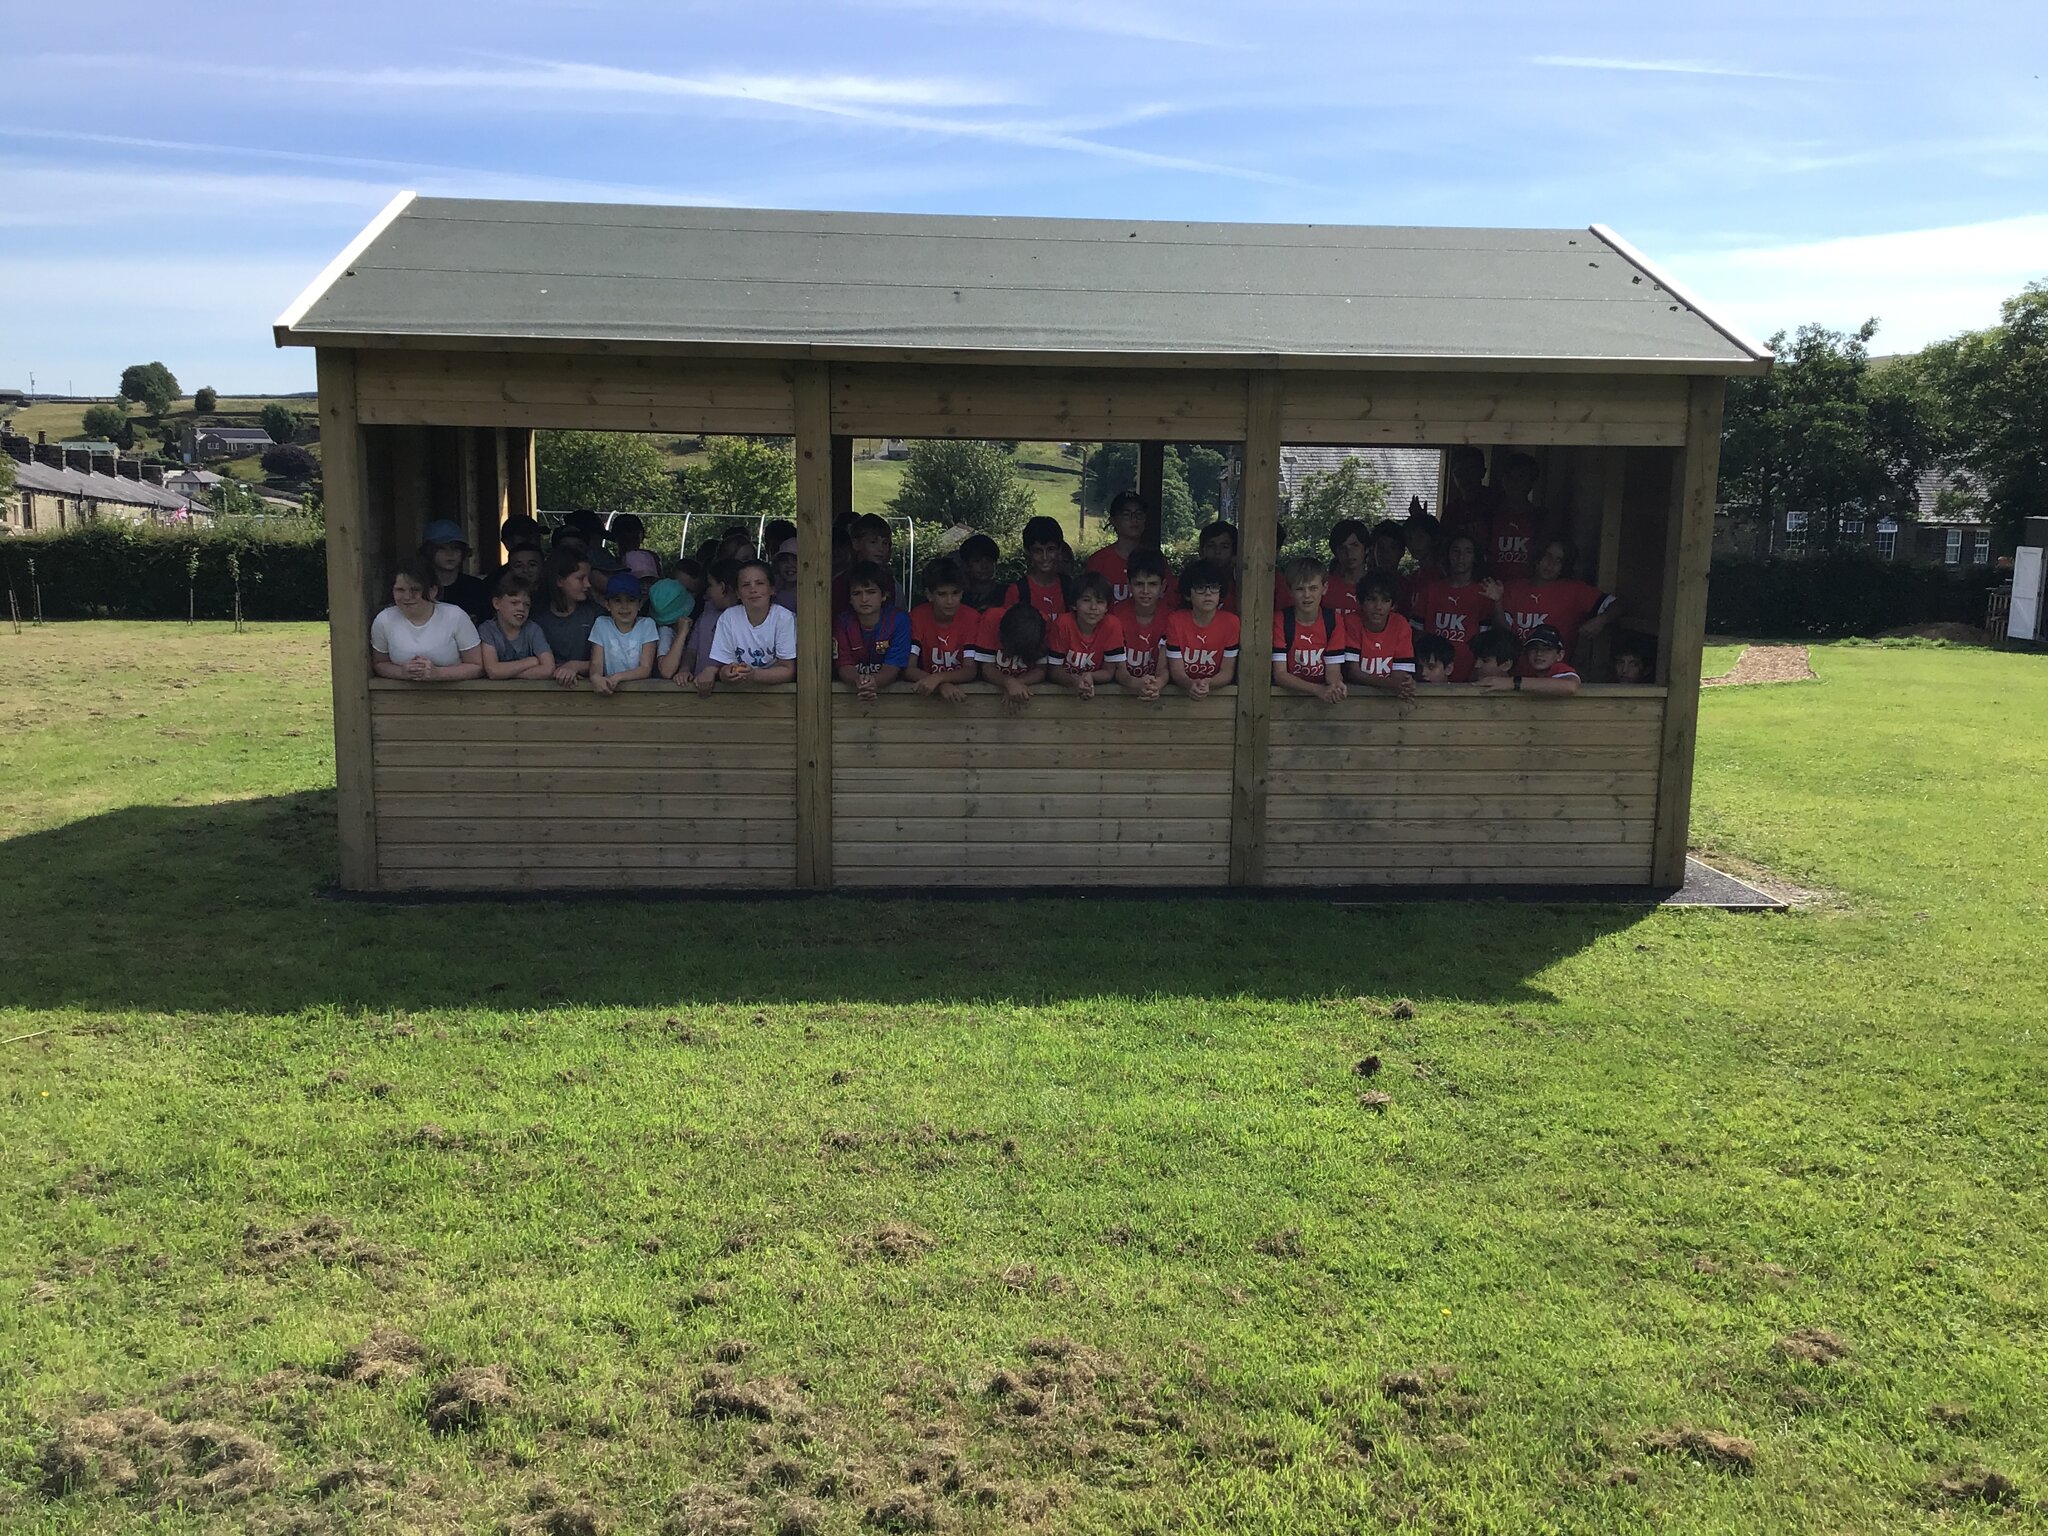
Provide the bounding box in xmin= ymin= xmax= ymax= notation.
xmin=1271 ymin=557 xmax=1351 ymax=705
xmin=1085 ymin=491 xmax=1149 ymax=602
xmin=676 ymin=557 xmax=739 ymax=685
xmin=1194 ymin=521 xmax=1240 ymax=613
xmin=1004 ymin=516 xmax=1072 ymax=618
xmin=1488 ymin=451 xmax=1545 ymax=578
xmin=650 ymin=578 xmax=695 ymax=681
xmin=974 ymin=602 xmax=1048 ymax=715
xmin=1413 ymin=632 xmax=1457 ymax=686
xmin=588 ymin=572 xmax=659 ymax=696
xmin=477 ymin=572 xmax=557 ymax=680
xmin=1370 ymin=518 xmax=1409 ymax=579
xmin=535 ymin=546 xmax=600 ymax=687
xmin=833 ymin=560 xmax=912 ymax=700
xmin=1324 ymin=519 xmax=1371 ymax=614
xmin=370 ymin=557 xmax=483 ymax=682
xmin=831 ymin=514 xmax=897 ymax=614
xmin=956 ymin=534 xmax=1005 ymax=611
xmin=762 ymin=518 xmax=797 ymax=560
xmin=1406 ymin=531 xmax=1500 ymax=682
xmin=505 ymin=540 xmax=545 ymax=591
xmin=420 ymin=519 xmax=490 ymax=621
xmin=1496 ymin=538 xmax=1615 ymax=661
xmin=612 ymin=513 xmax=660 ymax=584
xmin=1467 ymin=627 xmax=1520 ymax=685
xmin=716 ymin=526 xmax=759 ymax=564
xmin=906 ymin=556 xmax=981 ymax=703
xmin=500 ymin=511 xmax=544 ymax=554
xmin=1346 ymin=570 xmax=1417 ymax=699
xmin=1113 ymin=548 xmax=1172 ymax=699
xmin=1611 ymin=632 xmax=1655 ymax=684
xmin=1442 ymin=444 xmax=1503 ymax=547
xmin=697 ymin=558 xmax=797 ymax=693
xmin=771 ymin=537 xmax=799 ymax=611
xmin=1046 ymin=571 xmax=1125 ymax=700
xmin=1476 ymin=625 xmax=1580 ymax=695
xmin=670 ymin=556 xmax=707 ymax=609
xmin=1164 ymin=560 xmax=1240 ymax=699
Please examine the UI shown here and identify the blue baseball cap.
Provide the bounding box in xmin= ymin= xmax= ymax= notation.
xmin=421 ymin=518 xmax=469 ymax=548
xmin=605 ymin=571 xmax=644 ymax=600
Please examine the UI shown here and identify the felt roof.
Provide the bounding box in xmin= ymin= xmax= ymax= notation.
xmin=278 ymin=195 xmax=1770 ymax=373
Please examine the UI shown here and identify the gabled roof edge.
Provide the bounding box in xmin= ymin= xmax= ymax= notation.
xmin=274 ymin=190 xmax=418 ymax=347
xmin=1587 ymin=225 xmax=1774 ymax=366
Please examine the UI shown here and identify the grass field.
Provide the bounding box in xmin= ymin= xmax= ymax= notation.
xmin=2 ymin=626 xmax=2044 ymax=1533
xmin=6 ymin=397 xmax=308 ymax=448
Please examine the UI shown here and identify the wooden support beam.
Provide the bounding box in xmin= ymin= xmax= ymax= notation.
xmin=831 ymin=435 xmax=854 ymax=519
xmin=1230 ymin=375 xmax=1282 ymax=885
xmin=1137 ymin=439 xmax=1167 ymax=546
xmin=493 ymin=428 xmax=512 ymax=548
xmin=1651 ymin=378 xmax=1726 ymax=887
xmin=317 ymin=350 xmax=378 ymax=891
xmin=794 ymin=365 xmax=834 ymax=888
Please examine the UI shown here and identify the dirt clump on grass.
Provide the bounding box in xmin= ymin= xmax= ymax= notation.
xmin=1255 ymin=1227 xmax=1307 ymax=1259
xmin=775 ymin=1495 xmax=829 ymax=1535
xmin=334 ymin=1327 xmax=425 ymax=1386
xmin=1644 ymin=1425 xmax=1756 ymax=1472
xmin=241 ymin=1215 xmax=388 ymax=1273
xmin=1929 ymin=1400 xmax=1972 ymax=1427
xmin=40 ymin=1408 xmax=277 ymax=1508
xmin=691 ymin=1365 xmax=809 ymax=1425
xmin=1358 ymin=1091 xmax=1393 ymax=1113
xmin=423 ymin=1365 xmax=515 ymax=1433
xmin=847 ymin=1223 xmax=938 ymax=1262
xmin=661 ymin=1483 xmax=756 ymax=1535
xmin=865 ymin=1486 xmax=938 ymax=1531
xmin=1775 ymin=1327 xmax=1849 ymax=1365
xmin=1936 ymin=1466 xmax=2019 ymax=1505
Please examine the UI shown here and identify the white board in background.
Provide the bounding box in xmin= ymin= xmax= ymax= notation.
xmin=2010 ymin=547 xmax=2043 ymax=642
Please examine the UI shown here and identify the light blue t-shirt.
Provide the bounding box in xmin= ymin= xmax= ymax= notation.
xmin=589 ymin=614 xmax=659 ymax=676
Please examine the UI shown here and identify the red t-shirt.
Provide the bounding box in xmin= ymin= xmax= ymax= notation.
xmin=1113 ymin=599 xmax=1170 ymax=677
xmin=972 ymin=606 xmax=1041 ymax=677
xmin=1163 ymin=609 xmax=1241 ymax=682
xmin=1319 ymin=569 xmax=1365 ymax=615
xmin=1271 ymin=606 xmax=1355 ymax=683
xmin=1352 ymin=612 xmax=1417 ymax=677
xmin=1443 ymin=482 xmax=1503 ymax=546
xmin=1088 ymin=545 xmax=1177 ymax=610
xmin=1410 ymin=575 xmax=1493 ymax=682
xmin=910 ymin=602 xmax=978 ymax=676
xmin=1487 ymin=505 xmax=1541 ymax=578
xmin=1497 ymin=578 xmax=1612 ymax=657
xmin=1046 ymin=612 xmax=1126 ymax=674
xmin=1394 ymin=564 xmax=1435 ymax=622
xmin=1005 ymin=575 xmax=1069 ymax=621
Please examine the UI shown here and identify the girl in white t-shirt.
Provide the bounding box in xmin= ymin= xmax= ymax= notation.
xmin=695 ymin=559 xmax=798 ymax=694
xmin=370 ymin=559 xmax=484 ymax=682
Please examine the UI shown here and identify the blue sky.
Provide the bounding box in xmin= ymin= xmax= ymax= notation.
xmin=3 ymin=0 xmax=2043 ymax=394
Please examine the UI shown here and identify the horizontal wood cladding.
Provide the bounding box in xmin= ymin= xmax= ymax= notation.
xmin=1262 ymin=692 xmax=1664 ymax=885
xmin=831 ymin=691 xmax=1232 ymax=886
xmin=830 ymin=364 xmax=1249 ymax=440
xmin=1281 ymin=371 xmax=1690 ymax=447
xmin=353 ymin=349 xmax=796 ymax=433
xmin=368 ymin=681 xmax=795 ymax=890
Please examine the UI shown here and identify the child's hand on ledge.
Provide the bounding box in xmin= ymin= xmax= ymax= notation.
xmin=937 ymin=682 xmax=966 ymax=703
xmin=552 ymin=662 xmax=581 ymax=688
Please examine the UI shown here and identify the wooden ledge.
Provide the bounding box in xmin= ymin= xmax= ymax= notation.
xmin=368 ymin=678 xmax=1666 ymax=701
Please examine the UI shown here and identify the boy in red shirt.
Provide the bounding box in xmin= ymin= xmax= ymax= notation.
xmin=1085 ymin=492 xmax=1148 ymax=603
xmin=1194 ymin=521 xmax=1241 ymax=614
xmin=1476 ymin=625 xmax=1581 ymax=695
xmin=1046 ymin=571 xmax=1125 ymax=700
xmin=1408 ymin=532 xmax=1501 ymax=682
xmin=958 ymin=534 xmax=1005 ymax=611
xmin=1003 ymin=515 xmax=1072 ymax=619
xmin=1487 ymin=451 xmax=1545 ymax=578
xmin=1271 ymin=557 xmax=1351 ymax=705
xmin=1413 ymin=633 xmax=1457 ymax=686
xmin=1442 ymin=445 xmax=1502 ymax=548
xmin=1496 ymin=537 xmax=1616 ymax=661
xmin=973 ymin=601 xmax=1048 ymax=715
xmin=1114 ymin=549 xmax=1172 ymax=700
xmin=906 ymin=555 xmax=981 ymax=703
xmin=1468 ymin=627 xmax=1519 ymax=686
xmin=1164 ymin=560 xmax=1240 ymax=699
xmin=1346 ymin=570 xmax=1417 ymax=700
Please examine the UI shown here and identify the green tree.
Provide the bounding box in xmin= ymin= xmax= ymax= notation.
xmin=0 ymin=455 xmax=14 ymax=505
xmin=889 ymin=439 xmax=1035 ymax=537
xmin=260 ymin=403 xmax=299 ymax=444
xmin=262 ymin=443 xmax=319 ymax=481
xmin=118 ymin=362 xmax=180 ymax=415
xmin=193 ymin=386 xmax=219 ymax=413
xmin=1287 ymin=457 xmax=1390 ymax=553
xmin=1903 ymin=282 xmax=2048 ymax=544
xmin=81 ymin=403 xmax=133 ymax=447
xmin=536 ymin=430 xmax=680 ymax=518
xmin=691 ymin=436 xmax=796 ymax=522
xmin=1076 ymin=443 xmax=1205 ymax=543
xmin=1719 ymin=321 xmax=1935 ymax=551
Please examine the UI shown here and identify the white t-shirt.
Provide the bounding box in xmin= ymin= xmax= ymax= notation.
xmin=709 ymin=603 xmax=798 ymax=669
xmin=589 ymin=614 xmax=658 ymax=675
xmin=371 ymin=602 xmax=479 ymax=667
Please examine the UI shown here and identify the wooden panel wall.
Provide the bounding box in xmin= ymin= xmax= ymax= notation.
xmin=1282 ymin=372 xmax=1689 ymax=446
xmin=368 ymin=683 xmax=797 ymax=890
xmin=1263 ymin=691 xmax=1666 ymax=885
xmin=354 ymin=350 xmax=797 ymax=434
xmin=831 ymin=364 xmax=1249 ymax=440
xmin=830 ymin=690 xmax=1235 ymax=886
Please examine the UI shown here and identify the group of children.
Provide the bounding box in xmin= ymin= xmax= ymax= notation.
xmin=368 ymin=480 xmax=1655 ymax=702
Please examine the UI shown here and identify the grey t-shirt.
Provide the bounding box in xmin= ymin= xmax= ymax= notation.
xmin=534 ymin=600 xmax=601 ymax=665
xmin=477 ymin=617 xmax=548 ymax=661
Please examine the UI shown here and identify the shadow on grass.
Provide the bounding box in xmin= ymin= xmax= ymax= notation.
xmin=0 ymin=791 xmax=1650 ymax=1013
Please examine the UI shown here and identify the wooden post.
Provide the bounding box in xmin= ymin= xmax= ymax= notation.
xmin=316 ymin=349 xmax=378 ymax=891
xmin=1138 ymin=439 xmax=1167 ymax=546
xmin=1230 ymin=374 xmax=1282 ymax=886
xmin=794 ymin=365 xmax=834 ymax=888
xmin=493 ymin=427 xmax=512 ymax=548
xmin=1652 ymin=377 xmax=1726 ymax=888
xmin=831 ymin=435 xmax=854 ymax=519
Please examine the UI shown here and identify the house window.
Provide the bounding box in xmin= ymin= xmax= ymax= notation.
xmin=1784 ymin=511 xmax=1809 ymax=532
xmin=1945 ymin=528 xmax=1963 ymax=566
xmin=1877 ymin=520 xmax=1897 ymax=559
xmin=1841 ymin=518 xmax=1865 ymax=537
xmin=1973 ymin=532 xmax=1991 ymax=566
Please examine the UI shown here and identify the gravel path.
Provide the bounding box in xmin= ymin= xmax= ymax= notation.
xmin=1703 ymin=644 xmax=1816 ymax=687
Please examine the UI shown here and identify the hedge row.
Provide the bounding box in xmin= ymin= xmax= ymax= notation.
xmin=1705 ymin=554 xmax=2000 ymax=639
xmin=0 ymin=522 xmax=328 ymax=621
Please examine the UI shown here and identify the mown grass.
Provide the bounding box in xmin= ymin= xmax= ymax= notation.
xmin=1 ymin=625 xmax=2043 ymax=1534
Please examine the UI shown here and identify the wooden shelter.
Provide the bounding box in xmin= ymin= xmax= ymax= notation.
xmin=278 ymin=195 xmax=1769 ymax=895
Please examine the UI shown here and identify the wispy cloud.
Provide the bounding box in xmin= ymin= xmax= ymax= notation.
xmin=853 ymin=0 xmax=1232 ymax=47
xmin=1531 ymin=54 xmax=1823 ymax=82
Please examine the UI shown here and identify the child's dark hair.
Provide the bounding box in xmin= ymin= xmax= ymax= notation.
xmin=1073 ymin=570 xmax=1113 ymax=605
xmin=708 ymin=557 xmax=743 ymax=593
xmin=1413 ymin=633 xmax=1456 ymax=669
xmin=1108 ymin=489 xmax=1145 ymax=521
xmin=1182 ymin=559 xmax=1227 ymax=594
xmin=1502 ymin=449 xmax=1540 ymax=479
xmin=1613 ymin=630 xmax=1655 ymax=665
xmin=610 ymin=512 xmax=644 ymax=545
xmin=1449 ymin=444 xmax=1487 ymax=473
xmin=492 ymin=570 xmax=534 ymax=598
xmin=1127 ymin=548 xmax=1168 ymax=582
xmin=998 ymin=603 xmax=1047 ymax=664
xmin=693 ymin=537 xmax=722 ymax=567
xmin=1471 ymin=627 xmax=1519 ymax=666
xmin=544 ymin=545 xmax=589 ymax=593
xmin=763 ymin=518 xmax=796 ymax=553
xmin=1407 ymin=509 xmax=1444 ymax=541
xmin=394 ymin=556 xmax=439 ymax=593
xmin=672 ymin=556 xmax=705 ymax=584
xmin=552 ymin=524 xmax=590 ymax=550
xmin=1538 ymin=536 xmax=1578 ymax=573
xmin=852 ymin=512 xmax=891 ymax=541
xmin=960 ymin=533 xmax=1000 ymax=564
xmin=501 ymin=512 xmax=543 ymax=547
xmin=1022 ymin=515 xmax=1062 ymax=549
xmin=734 ymin=557 xmax=773 ymax=588
xmin=922 ymin=555 xmax=965 ymax=594
xmin=845 ymin=559 xmax=889 ymax=594
xmin=1328 ymin=518 xmax=1369 ymax=554
xmin=1358 ymin=569 xmax=1398 ymax=601
xmin=832 ymin=509 xmax=859 ymax=541
xmin=1372 ymin=518 xmax=1408 ymax=547
xmin=1198 ymin=519 xmax=1238 ymax=553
